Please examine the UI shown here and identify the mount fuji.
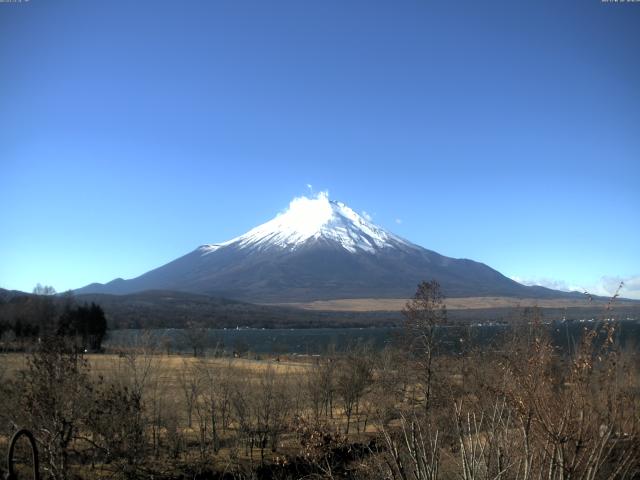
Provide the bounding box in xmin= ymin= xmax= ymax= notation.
xmin=76 ymin=193 xmax=575 ymax=302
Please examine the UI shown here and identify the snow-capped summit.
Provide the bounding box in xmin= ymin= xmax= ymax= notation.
xmin=200 ymin=192 xmax=411 ymax=254
xmin=76 ymin=193 xmax=577 ymax=303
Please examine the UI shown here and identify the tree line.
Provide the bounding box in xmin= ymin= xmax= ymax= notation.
xmin=0 ymin=284 xmax=107 ymax=351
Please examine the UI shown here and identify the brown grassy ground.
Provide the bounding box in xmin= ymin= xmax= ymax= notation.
xmin=0 ymin=352 xmax=330 ymax=468
xmin=0 ymin=352 xmax=311 ymax=379
xmin=267 ymin=296 xmax=637 ymax=311
xmin=2 ymin=341 xmax=638 ymax=479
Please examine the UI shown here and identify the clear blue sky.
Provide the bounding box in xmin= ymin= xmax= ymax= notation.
xmin=1 ymin=0 xmax=639 ymax=298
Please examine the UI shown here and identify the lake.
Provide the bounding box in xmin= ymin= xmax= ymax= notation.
xmin=104 ymin=317 xmax=640 ymax=355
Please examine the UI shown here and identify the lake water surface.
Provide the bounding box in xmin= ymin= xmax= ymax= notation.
xmin=105 ymin=318 xmax=640 ymax=355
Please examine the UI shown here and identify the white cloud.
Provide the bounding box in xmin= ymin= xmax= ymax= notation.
xmin=276 ymin=191 xmax=333 ymax=236
xmin=361 ymin=211 xmax=373 ymax=221
xmin=511 ymin=276 xmax=573 ymax=292
xmin=511 ymin=274 xmax=640 ymax=300
xmin=592 ymin=276 xmax=640 ymax=300
xmin=395 ymin=218 xmax=403 ymax=224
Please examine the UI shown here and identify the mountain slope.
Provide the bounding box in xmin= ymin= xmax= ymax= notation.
xmin=76 ymin=193 xmax=582 ymax=302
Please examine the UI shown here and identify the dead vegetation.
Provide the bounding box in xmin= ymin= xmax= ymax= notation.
xmin=268 ymin=296 xmax=640 ymax=312
xmin=0 ymin=285 xmax=638 ymax=480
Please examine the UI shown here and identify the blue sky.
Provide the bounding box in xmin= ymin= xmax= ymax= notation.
xmin=1 ymin=0 xmax=639 ymax=298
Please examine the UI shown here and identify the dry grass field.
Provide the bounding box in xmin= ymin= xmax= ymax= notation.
xmin=1 ymin=317 xmax=639 ymax=480
xmin=1 ymin=352 xmax=310 ymax=374
xmin=1 ymin=352 xmax=313 ymax=409
xmin=0 ymin=349 xmax=375 ymax=477
xmin=268 ymin=295 xmax=637 ymax=311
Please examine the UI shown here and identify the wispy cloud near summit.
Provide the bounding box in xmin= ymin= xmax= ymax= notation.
xmin=512 ymin=275 xmax=640 ymax=300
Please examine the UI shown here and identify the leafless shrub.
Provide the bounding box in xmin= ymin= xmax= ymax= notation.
xmin=293 ymin=416 xmax=350 ymax=479
xmin=84 ymin=383 xmax=146 ymax=479
xmin=18 ymin=338 xmax=93 ymax=480
xmin=379 ymin=412 xmax=440 ymax=480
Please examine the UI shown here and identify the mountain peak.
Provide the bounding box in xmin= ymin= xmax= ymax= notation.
xmin=200 ymin=192 xmax=411 ymax=254
xmin=75 ymin=192 xmax=579 ymax=302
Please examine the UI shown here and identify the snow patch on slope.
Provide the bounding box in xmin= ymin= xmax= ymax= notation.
xmin=200 ymin=191 xmax=412 ymax=255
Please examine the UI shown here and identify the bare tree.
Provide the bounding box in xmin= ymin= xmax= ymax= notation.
xmin=178 ymin=359 xmax=200 ymax=429
xmin=217 ymin=359 xmax=235 ymax=433
xmin=336 ymin=344 xmax=373 ymax=436
xmin=307 ymin=356 xmax=337 ymax=425
xmin=32 ymin=283 xmax=56 ymax=296
xmin=372 ymin=346 xmax=408 ymax=427
xmin=110 ymin=330 xmax=159 ymax=399
xmin=183 ymin=322 xmax=207 ymax=357
xmin=402 ymin=280 xmax=447 ymax=414
xmin=194 ymin=358 xmax=225 ymax=454
xmin=230 ymin=366 xmax=293 ymax=463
